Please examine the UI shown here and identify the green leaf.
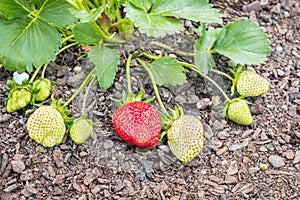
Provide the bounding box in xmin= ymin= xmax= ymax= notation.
xmin=149 ymin=57 xmax=186 ymax=87
xmin=124 ymin=2 xmax=182 ymax=37
xmin=74 ymin=22 xmax=102 ymax=45
xmin=0 ymin=17 xmax=61 ymax=72
xmin=82 ymin=5 xmax=105 ymax=22
xmin=194 ymin=51 xmax=214 ymax=74
xmin=213 ymin=19 xmax=272 ymax=65
xmin=39 ymin=0 xmax=76 ymax=27
xmin=0 ymin=0 xmax=31 ymax=19
xmin=30 ymin=0 xmax=44 ymax=7
xmin=194 ymin=25 xmax=222 ymax=74
xmin=89 ymin=44 xmax=120 ymax=89
xmin=0 ymin=0 xmax=77 ymax=72
xmin=125 ymin=0 xmax=222 ymax=37
xmin=152 ymin=0 xmax=222 ymax=24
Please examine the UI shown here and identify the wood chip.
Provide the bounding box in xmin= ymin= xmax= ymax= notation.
xmin=265 ymin=170 xmax=296 ymax=176
xmin=236 ymin=183 xmax=254 ymax=194
xmin=216 ymin=147 xmax=228 ymax=155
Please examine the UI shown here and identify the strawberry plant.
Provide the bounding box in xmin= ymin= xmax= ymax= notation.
xmin=25 ymin=68 xmax=97 ymax=147
xmin=1 ymin=0 xmax=273 ymax=161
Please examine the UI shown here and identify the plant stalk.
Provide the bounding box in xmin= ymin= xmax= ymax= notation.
xmin=180 ymin=62 xmax=231 ymax=101
xmin=81 ymin=76 xmax=96 ymax=115
xmin=136 ymin=58 xmax=171 ymax=117
xmin=150 ymin=41 xmax=194 ymax=57
xmin=142 ymin=53 xmax=231 ymax=101
xmin=41 ymin=63 xmax=48 ymax=78
xmin=126 ymin=54 xmax=133 ymax=94
xmin=211 ymin=69 xmax=234 ymax=81
xmin=58 ymin=42 xmax=79 ymax=55
xmin=61 ymin=34 xmax=75 ymax=45
xmin=63 ymin=68 xmax=96 ymax=107
xmin=30 ymin=67 xmax=42 ymax=82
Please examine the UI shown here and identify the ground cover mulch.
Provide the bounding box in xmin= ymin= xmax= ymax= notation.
xmin=0 ymin=0 xmax=300 ymax=199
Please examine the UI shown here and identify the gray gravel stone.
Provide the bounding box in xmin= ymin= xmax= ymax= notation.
xmin=268 ymin=155 xmax=285 ymax=168
xmin=227 ymin=161 xmax=238 ymax=175
xmin=11 ymin=160 xmax=25 ymax=173
xmin=260 ymin=0 xmax=269 ymax=6
xmin=229 ymin=138 xmax=251 ymax=151
xmin=249 ymin=167 xmax=260 ymax=174
xmin=103 ymin=139 xmax=114 ymax=149
xmin=174 ymin=95 xmax=187 ymax=104
xmin=217 ymin=131 xmax=230 ymax=140
xmin=212 ymin=120 xmax=224 ymax=131
xmin=293 ymin=150 xmax=300 ymax=164
xmin=196 ymin=98 xmax=212 ymax=110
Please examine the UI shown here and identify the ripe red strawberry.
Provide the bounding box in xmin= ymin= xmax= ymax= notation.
xmin=112 ymin=101 xmax=161 ymax=147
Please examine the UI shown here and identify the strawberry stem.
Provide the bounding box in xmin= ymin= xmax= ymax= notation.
xmin=41 ymin=63 xmax=48 ymax=79
xmin=63 ymin=67 xmax=96 ymax=108
xmin=81 ymin=75 xmax=96 ymax=115
xmin=136 ymin=58 xmax=171 ymax=118
xmin=150 ymin=41 xmax=194 ymax=57
xmin=180 ymin=62 xmax=231 ymax=101
xmin=126 ymin=54 xmax=133 ymax=94
xmin=29 ymin=66 xmax=42 ymax=82
xmin=210 ymin=69 xmax=234 ymax=81
xmin=142 ymin=53 xmax=231 ymax=101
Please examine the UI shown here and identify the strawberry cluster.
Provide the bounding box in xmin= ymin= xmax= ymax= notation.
xmin=225 ymin=65 xmax=270 ymax=125
xmin=6 ymin=76 xmax=54 ymax=113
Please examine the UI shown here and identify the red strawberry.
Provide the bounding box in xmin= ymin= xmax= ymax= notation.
xmin=112 ymin=101 xmax=161 ymax=147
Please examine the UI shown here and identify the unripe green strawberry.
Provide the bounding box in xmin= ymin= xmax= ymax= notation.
xmin=70 ymin=117 xmax=94 ymax=144
xmin=167 ymin=115 xmax=204 ymax=162
xmin=225 ymin=99 xmax=253 ymax=126
xmin=26 ymin=106 xmax=66 ymax=147
xmin=236 ymin=70 xmax=270 ymax=97
xmin=6 ymin=86 xmax=32 ymax=112
xmin=33 ymin=78 xmax=53 ymax=101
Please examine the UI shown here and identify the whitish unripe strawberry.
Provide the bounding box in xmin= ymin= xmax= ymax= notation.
xmin=167 ymin=115 xmax=204 ymax=162
xmin=236 ymin=70 xmax=270 ymax=97
xmin=33 ymin=78 xmax=53 ymax=101
xmin=225 ymin=99 xmax=253 ymax=126
xmin=26 ymin=106 xmax=66 ymax=147
xmin=70 ymin=117 xmax=94 ymax=144
xmin=6 ymin=87 xmax=32 ymax=112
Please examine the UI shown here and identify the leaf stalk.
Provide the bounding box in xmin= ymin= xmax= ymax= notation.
xmin=137 ymin=58 xmax=171 ymax=118
xmin=63 ymin=68 xmax=96 ymax=107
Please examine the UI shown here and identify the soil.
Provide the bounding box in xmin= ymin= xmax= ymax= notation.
xmin=1 ymin=0 xmax=300 ymax=199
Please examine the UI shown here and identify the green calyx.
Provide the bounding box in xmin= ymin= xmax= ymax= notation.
xmin=49 ymin=97 xmax=73 ymax=128
xmin=159 ymin=106 xmax=183 ymax=142
xmin=112 ymin=89 xmax=156 ymax=108
xmin=230 ymin=64 xmax=243 ymax=96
